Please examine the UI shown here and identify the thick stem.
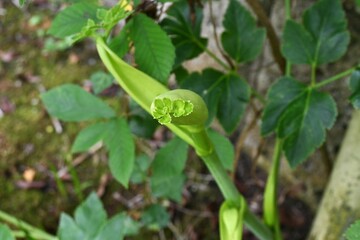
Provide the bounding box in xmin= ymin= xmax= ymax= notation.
xmin=0 ymin=210 xmax=58 ymax=240
xmin=263 ymin=138 xmax=284 ymax=240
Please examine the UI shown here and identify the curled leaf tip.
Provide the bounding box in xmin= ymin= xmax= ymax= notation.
xmin=150 ymin=89 xmax=208 ymax=126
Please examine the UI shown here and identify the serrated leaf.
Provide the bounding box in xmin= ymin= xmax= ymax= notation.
xmin=41 ymin=84 xmax=116 ymax=121
xmin=94 ymin=213 xmax=140 ymax=240
xmin=182 ymin=69 xmax=250 ymax=134
xmin=261 ymin=77 xmax=337 ymax=167
xmin=208 ymin=130 xmax=234 ymax=171
xmin=74 ymin=192 xmax=107 ymax=238
xmin=0 ymin=224 xmax=15 ymax=240
xmin=48 ymin=2 xmax=100 ymax=38
xmin=71 ymin=122 xmax=108 ymax=153
xmin=141 ymin=204 xmax=170 ymax=230
xmin=129 ymin=14 xmax=175 ymax=84
xmin=345 ymin=220 xmax=360 ymax=240
xmin=161 ymin=1 xmax=207 ymax=68
xmin=109 ymin=22 xmax=132 ymax=58
xmin=349 ymin=70 xmax=360 ymax=108
xmin=282 ymin=0 xmax=349 ymax=66
xmin=221 ymin=0 xmax=265 ymax=63
xmin=90 ymin=71 xmax=114 ymax=95
xmin=150 ymin=137 xmax=188 ymax=202
xmin=104 ymin=118 xmax=135 ymax=188
xmin=58 ymin=213 xmax=85 ymax=240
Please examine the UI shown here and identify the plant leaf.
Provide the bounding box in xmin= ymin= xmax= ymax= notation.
xmin=150 ymin=137 xmax=188 ymax=202
xmin=129 ymin=14 xmax=175 ymax=84
xmin=345 ymin=220 xmax=360 ymax=240
xmin=94 ymin=213 xmax=140 ymax=240
xmin=103 ymin=118 xmax=135 ymax=188
xmin=41 ymin=84 xmax=116 ymax=122
xmin=48 ymin=2 xmax=100 ymax=38
xmin=58 ymin=213 xmax=85 ymax=240
xmin=221 ymin=0 xmax=265 ymax=63
xmin=208 ymin=130 xmax=235 ymax=171
xmin=128 ymin=101 xmax=158 ymax=138
xmin=182 ymin=69 xmax=250 ymax=134
xmin=161 ymin=1 xmax=207 ymax=68
xmin=130 ymin=154 xmax=151 ymax=184
xmin=90 ymin=71 xmax=114 ymax=95
xmin=141 ymin=204 xmax=170 ymax=230
xmin=349 ymin=70 xmax=360 ymax=108
xmin=74 ymin=192 xmax=107 ymax=238
xmin=71 ymin=122 xmax=108 ymax=153
xmin=282 ymin=0 xmax=349 ymax=66
xmin=0 ymin=224 xmax=15 ymax=240
xmin=261 ymin=77 xmax=337 ymax=167
xmin=108 ymin=21 xmax=132 ymax=58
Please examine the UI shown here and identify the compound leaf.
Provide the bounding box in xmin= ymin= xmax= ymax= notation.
xmin=349 ymin=69 xmax=360 ymax=108
xmin=221 ymin=0 xmax=265 ymax=63
xmin=282 ymin=0 xmax=349 ymax=66
xmin=262 ymin=77 xmax=337 ymax=167
xmin=208 ymin=130 xmax=235 ymax=171
xmin=58 ymin=214 xmax=85 ymax=240
xmin=130 ymin=14 xmax=175 ymax=84
xmin=161 ymin=1 xmax=207 ymax=69
xmin=182 ymin=69 xmax=250 ymax=134
xmin=41 ymin=84 xmax=115 ymax=122
xmin=0 ymin=224 xmax=14 ymax=240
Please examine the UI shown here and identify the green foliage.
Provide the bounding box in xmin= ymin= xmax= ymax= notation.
xmin=0 ymin=224 xmax=14 ymax=240
xmin=182 ymin=69 xmax=250 ymax=134
xmin=141 ymin=204 xmax=170 ymax=231
xmin=41 ymin=84 xmax=115 ymax=121
xmin=221 ymin=0 xmax=265 ymax=63
xmin=219 ymin=198 xmax=246 ymax=240
xmin=19 ymin=0 xmax=26 ymax=6
xmin=48 ymin=2 xmax=100 ymax=38
xmin=130 ymin=154 xmax=151 ymax=184
xmin=208 ymin=130 xmax=235 ymax=171
xmin=357 ymin=0 xmax=360 ymax=7
xmin=130 ymin=14 xmax=175 ymax=84
xmin=129 ymin=102 xmax=159 ymax=138
xmin=349 ymin=70 xmax=360 ymax=108
xmin=108 ymin=22 xmax=131 ymax=58
xmin=150 ymin=137 xmax=188 ymax=202
xmin=161 ymin=1 xmax=207 ymax=69
xmin=103 ymin=118 xmax=135 ymax=188
xmin=345 ymin=220 xmax=360 ymax=240
xmin=262 ymin=77 xmax=337 ymax=167
xmin=71 ymin=122 xmax=108 ymax=153
xmin=282 ymin=0 xmax=349 ymax=66
xmin=58 ymin=193 xmax=139 ymax=240
xmin=90 ymin=71 xmax=113 ymax=95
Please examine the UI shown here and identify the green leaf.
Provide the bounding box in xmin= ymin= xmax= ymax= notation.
xmin=357 ymin=0 xmax=360 ymax=7
xmin=182 ymin=69 xmax=250 ymax=134
xmin=141 ymin=204 xmax=170 ymax=230
xmin=261 ymin=77 xmax=337 ymax=167
xmin=221 ymin=0 xmax=265 ymax=63
xmin=161 ymin=1 xmax=207 ymax=68
xmin=108 ymin=22 xmax=132 ymax=58
xmin=282 ymin=0 xmax=349 ymax=66
xmin=94 ymin=213 xmax=140 ymax=240
xmin=48 ymin=2 xmax=100 ymax=38
xmin=58 ymin=213 xmax=85 ymax=240
xmin=19 ymin=0 xmax=26 ymax=6
xmin=90 ymin=71 xmax=114 ymax=95
xmin=129 ymin=101 xmax=158 ymax=138
xmin=0 ymin=224 xmax=15 ymax=240
xmin=74 ymin=192 xmax=107 ymax=238
xmin=349 ymin=70 xmax=360 ymax=108
xmin=345 ymin=220 xmax=360 ymax=240
xmin=129 ymin=14 xmax=175 ymax=84
xmin=104 ymin=118 xmax=135 ymax=188
xmin=71 ymin=122 xmax=108 ymax=153
xmin=208 ymin=130 xmax=234 ymax=171
xmin=150 ymin=137 xmax=188 ymax=202
xmin=130 ymin=154 xmax=151 ymax=184
xmin=41 ymin=84 xmax=115 ymax=122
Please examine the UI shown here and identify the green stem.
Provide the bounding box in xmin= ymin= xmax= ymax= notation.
xmin=311 ymin=63 xmax=317 ymax=86
xmin=313 ymin=67 xmax=357 ymax=89
xmin=192 ymin=130 xmax=273 ymax=240
xmin=193 ymin=38 xmax=231 ymax=71
xmin=251 ymin=88 xmax=266 ymax=104
xmin=263 ymin=138 xmax=284 ymax=240
xmin=0 ymin=210 xmax=58 ymax=240
xmin=285 ymin=0 xmax=292 ymax=76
